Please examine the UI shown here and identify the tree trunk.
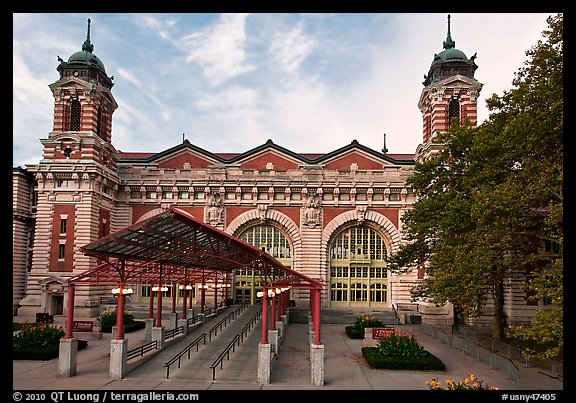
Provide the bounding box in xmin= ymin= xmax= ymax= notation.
xmin=492 ymin=279 xmax=506 ymax=340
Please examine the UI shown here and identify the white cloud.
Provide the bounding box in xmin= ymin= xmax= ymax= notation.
xmin=268 ymin=22 xmax=317 ymax=74
xmin=181 ymin=13 xmax=255 ymax=86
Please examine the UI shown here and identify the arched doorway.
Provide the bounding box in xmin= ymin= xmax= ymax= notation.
xmin=329 ymin=225 xmax=389 ymax=307
xmin=234 ymin=223 xmax=293 ymax=304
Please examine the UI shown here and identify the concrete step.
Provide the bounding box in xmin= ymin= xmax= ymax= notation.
xmin=290 ymin=307 xmax=398 ymax=325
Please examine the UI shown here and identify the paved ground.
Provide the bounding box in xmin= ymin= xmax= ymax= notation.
xmin=13 ymin=306 xmax=563 ymax=393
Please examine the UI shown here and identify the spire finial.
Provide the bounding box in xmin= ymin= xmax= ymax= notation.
xmin=443 ymin=14 xmax=455 ymax=50
xmin=382 ymin=133 xmax=388 ymax=154
xmin=82 ymin=18 xmax=94 ymax=53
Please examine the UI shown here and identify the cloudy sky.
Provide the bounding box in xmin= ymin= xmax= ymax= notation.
xmin=13 ymin=13 xmax=554 ymax=168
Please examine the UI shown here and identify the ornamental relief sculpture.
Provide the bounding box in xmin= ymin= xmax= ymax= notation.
xmin=204 ymin=191 xmax=224 ymax=226
xmin=302 ymin=192 xmax=322 ymax=228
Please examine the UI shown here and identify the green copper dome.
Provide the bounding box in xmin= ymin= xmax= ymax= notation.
xmin=434 ymin=47 xmax=468 ymax=63
xmin=422 ymin=15 xmax=478 ymax=86
xmin=67 ymin=50 xmax=106 ymax=72
xmin=66 ymin=18 xmax=106 ymax=73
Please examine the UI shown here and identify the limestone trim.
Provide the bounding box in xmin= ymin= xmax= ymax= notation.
xmin=135 ymin=207 xmax=166 ymax=224
xmin=321 ymin=209 xmax=401 ymax=256
xmin=226 ymin=208 xmax=302 ymax=250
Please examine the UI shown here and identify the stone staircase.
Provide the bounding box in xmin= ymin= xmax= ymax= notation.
xmin=290 ymin=307 xmax=398 ymax=325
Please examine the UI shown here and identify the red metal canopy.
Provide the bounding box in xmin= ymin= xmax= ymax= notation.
xmin=69 ymin=207 xmax=322 ymax=290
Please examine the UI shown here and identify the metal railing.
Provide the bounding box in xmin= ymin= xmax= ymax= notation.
xmin=209 ymin=309 xmax=261 ymax=380
xmin=187 ymin=314 xmax=203 ymax=327
xmin=127 ymin=340 xmax=158 ymax=361
xmin=208 ymin=305 xmax=245 ymax=341
xmin=163 ymin=333 xmax=207 ymax=379
xmin=165 ymin=325 xmax=184 ymax=340
xmin=423 ymin=323 xmax=523 ymax=384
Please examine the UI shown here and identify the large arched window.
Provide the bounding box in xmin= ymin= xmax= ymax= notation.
xmin=329 ymin=225 xmax=389 ymax=307
xmin=234 ymin=224 xmax=293 ymax=304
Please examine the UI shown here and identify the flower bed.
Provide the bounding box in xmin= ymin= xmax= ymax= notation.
xmin=361 ymin=329 xmax=445 ymax=370
xmin=13 ymin=322 xmax=88 ymax=360
xmin=426 ymin=374 xmax=499 ymax=390
xmin=345 ymin=313 xmax=389 ymax=339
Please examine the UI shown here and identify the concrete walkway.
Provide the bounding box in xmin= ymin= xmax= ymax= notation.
xmin=13 ymin=306 xmax=563 ymax=391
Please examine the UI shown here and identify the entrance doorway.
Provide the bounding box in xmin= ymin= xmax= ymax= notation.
xmin=51 ymin=295 xmax=64 ymax=315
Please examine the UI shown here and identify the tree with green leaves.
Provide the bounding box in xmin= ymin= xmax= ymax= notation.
xmin=387 ymin=14 xmax=562 ymax=346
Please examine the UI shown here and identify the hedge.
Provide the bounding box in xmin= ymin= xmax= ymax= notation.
xmin=361 ymin=346 xmax=446 ymax=370
xmin=13 ymin=339 xmax=88 ymax=361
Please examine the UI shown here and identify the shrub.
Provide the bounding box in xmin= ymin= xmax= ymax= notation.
xmin=345 ymin=325 xmax=365 ymax=339
xmin=362 ymin=346 xmax=446 ymax=370
xmin=345 ymin=313 xmax=389 ymax=339
xmin=98 ymin=309 xmax=135 ymax=328
xmin=13 ymin=321 xmax=65 ymax=349
xmin=361 ymin=329 xmax=446 ymax=370
xmin=13 ymin=322 xmax=88 ymax=361
xmin=353 ymin=313 xmax=385 ymax=329
xmin=376 ymin=329 xmax=428 ymax=358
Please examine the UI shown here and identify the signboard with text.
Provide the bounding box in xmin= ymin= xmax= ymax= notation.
xmin=372 ymin=327 xmax=394 ymax=339
xmin=73 ymin=320 xmax=93 ymax=332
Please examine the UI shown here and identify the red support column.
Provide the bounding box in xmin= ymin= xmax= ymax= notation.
xmin=189 ymin=283 xmax=194 ymax=312
xmin=310 ymin=289 xmax=315 ymax=326
xmin=116 ymin=284 xmax=125 ymax=340
xmin=200 ymin=271 xmax=205 ymax=314
xmin=64 ymin=284 xmax=75 ymax=338
xmin=200 ymin=285 xmax=205 ymax=314
xmin=271 ymin=293 xmax=276 ymax=330
xmin=182 ymin=282 xmax=188 ymax=319
xmin=148 ymin=284 xmax=154 ymax=319
xmin=260 ymin=289 xmax=268 ymax=344
xmin=276 ymin=289 xmax=281 ymax=319
xmin=313 ymin=288 xmax=321 ymax=345
xmin=156 ymin=282 xmax=163 ymax=327
xmin=171 ymin=282 xmax=177 ymax=313
xmin=214 ymin=274 xmax=218 ymax=308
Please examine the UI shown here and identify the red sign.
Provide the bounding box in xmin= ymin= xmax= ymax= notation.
xmin=73 ymin=321 xmax=93 ymax=332
xmin=372 ymin=327 xmax=394 ymax=339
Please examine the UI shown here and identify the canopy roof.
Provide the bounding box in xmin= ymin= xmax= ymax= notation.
xmin=69 ymin=207 xmax=322 ymax=290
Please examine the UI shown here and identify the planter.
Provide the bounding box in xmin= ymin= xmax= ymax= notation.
xmin=345 ymin=325 xmax=365 ymax=339
xmin=361 ymin=346 xmax=445 ymax=370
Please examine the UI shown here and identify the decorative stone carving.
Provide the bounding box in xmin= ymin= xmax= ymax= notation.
xmin=356 ymin=205 xmax=367 ymax=223
xmin=204 ymin=191 xmax=224 ymax=226
xmin=257 ymin=204 xmax=268 ymax=223
xmin=302 ymin=192 xmax=321 ymax=228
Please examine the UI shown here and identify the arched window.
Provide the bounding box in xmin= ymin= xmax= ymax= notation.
xmin=239 ymin=224 xmax=292 ymax=261
xmin=448 ymin=98 xmax=460 ymax=126
xmin=329 ymin=225 xmax=389 ymax=307
xmin=69 ymin=99 xmax=81 ymax=131
xmin=235 ymin=223 xmax=293 ymax=304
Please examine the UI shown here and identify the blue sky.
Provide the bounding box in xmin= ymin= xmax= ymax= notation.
xmin=13 ymin=13 xmax=553 ymax=168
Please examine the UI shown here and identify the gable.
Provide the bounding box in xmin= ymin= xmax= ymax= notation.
xmin=157 ymin=150 xmax=218 ymax=169
xmin=239 ymin=151 xmax=300 ymax=170
xmin=324 ymin=151 xmax=385 ymax=170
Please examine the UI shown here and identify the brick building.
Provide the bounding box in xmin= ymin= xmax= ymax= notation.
xmin=12 ymin=16 xmax=537 ymax=327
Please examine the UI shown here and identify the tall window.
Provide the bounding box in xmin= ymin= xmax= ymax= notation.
xmin=330 ymin=225 xmax=389 ymax=307
xmin=60 ymin=218 xmax=67 ymax=234
xmin=58 ymin=243 xmax=66 ymax=260
xmin=69 ymin=99 xmax=81 ymax=131
xmin=448 ymin=98 xmax=460 ymax=126
xmin=97 ymin=105 xmax=103 ymax=136
xmin=235 ymin=224 xmax=293 ymax=304
xmin=240 ymin=224 xmax=292 ymax=260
